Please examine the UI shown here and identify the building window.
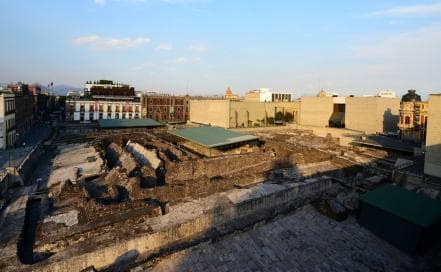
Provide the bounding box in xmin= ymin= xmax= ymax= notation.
xmin=405 ymin=116 xmax=410 ymax=124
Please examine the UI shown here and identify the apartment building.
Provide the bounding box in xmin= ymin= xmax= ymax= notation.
xmin=0 ymin=92 xmax=16 ymax=149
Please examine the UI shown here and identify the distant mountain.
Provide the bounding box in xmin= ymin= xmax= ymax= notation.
xmin=49 ymin=84 xmax=82 ymax=96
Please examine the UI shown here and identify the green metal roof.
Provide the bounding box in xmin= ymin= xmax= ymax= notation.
xmin=97 ymin=118 xmax=164 ymax=129
xmin=360 ymin=184 xmax=441 ymax=228
xmin=168 ymin=126 xmax=259 ymax=148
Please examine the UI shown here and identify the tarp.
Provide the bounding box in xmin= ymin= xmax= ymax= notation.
xmin=359 ymin=184 xmax=441 ymax=253
xmin=169 ymin=126 xmax=259 ymax=148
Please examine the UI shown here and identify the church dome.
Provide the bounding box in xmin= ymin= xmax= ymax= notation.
xmin=401 ymin=90 xmax=421 ymax=102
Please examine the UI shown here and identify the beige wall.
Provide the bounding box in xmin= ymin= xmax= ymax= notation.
xmin=346 ymin=97 xmax=399 ymax=134
xmin=299 ymin=96 xmax=333 ymax=127
xmin=190 ymin=99 xmax=300 ymax=128
xmin=190 ymin=100 xmax=230 ymax=128
xmin=424 ymin=94 xmax=441 ymax=178
xmin=229 ymin=101 xmax=300 ymax=128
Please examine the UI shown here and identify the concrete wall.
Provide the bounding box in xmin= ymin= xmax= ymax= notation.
xmin=229 ymin=101 xmax=300 ymax=128
xmin=190 ymin=100 xmax=300 ymax=128
xmin=190 ymin=100 xmax=230 ymax=128
xmin=424 ymin=94 xmax=441 ymax=178
xmin=299 ymin=96 xmax=333 ymax=127
xmin=346 ymin=97 xmax=400 ymax=134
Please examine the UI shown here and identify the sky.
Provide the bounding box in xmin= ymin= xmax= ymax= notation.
xmin=0 ymin=0 xmax=441 ymax=98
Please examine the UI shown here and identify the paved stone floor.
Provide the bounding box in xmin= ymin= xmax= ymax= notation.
xmin=138 ymin=205 xmax=435 ymax=272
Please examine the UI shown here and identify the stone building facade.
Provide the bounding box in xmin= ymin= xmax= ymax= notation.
xmin=141 ymin=93 xmax=190 ymax=123
xmin=398 ymin=90 xmax=428 ymax=144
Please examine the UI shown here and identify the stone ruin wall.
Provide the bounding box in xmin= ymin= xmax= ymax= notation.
xmin=31 ymin=178 xmax=332 ymax=272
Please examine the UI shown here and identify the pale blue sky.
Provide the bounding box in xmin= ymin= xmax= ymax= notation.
xmin=1 ymin=0 xmax=440 ymax=97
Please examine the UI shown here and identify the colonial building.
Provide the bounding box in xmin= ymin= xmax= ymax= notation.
xmin=0 ymin=92 xmax=16 ymax=149
xmin=398 ymin=90 xmax=428 ymax=144
xmin=65 ymin=80 xmax=141 ymax=121
xmin=141 ymin=93 xmax=190 ymax=123
xmin=224 ymin=87 xmax=240 ymax=100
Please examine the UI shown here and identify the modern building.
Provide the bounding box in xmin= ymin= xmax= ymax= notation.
xmin=141 ymin=93 xmax=190 ymax=123
xmin=65 ymin=80 xmax=141 ymax=121
xmin=377 ymin=91 xmax=397 ymax=98
xmin=299 ymin=94 xmax=346 ymax=128
xmin=245 ymin=88 xmax=293 ymax=102
xmin=345 ymin=96 xmax=400 ymax=134
xmin=424 ymin=94 xmax=441 ymax=179
xmin=0 ymin=92 xmax=16 ymax=149
xmin=190 ymin=99 xmax=300 ymax=128
xmin=398 ymin=90 xmax=428 ymax=144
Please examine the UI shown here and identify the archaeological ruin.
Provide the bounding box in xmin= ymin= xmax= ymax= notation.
xmin=1 ymin=125 xmax=440 ymax=272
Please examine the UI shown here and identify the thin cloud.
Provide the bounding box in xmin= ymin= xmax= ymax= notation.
xmin=168 ymin=56 xmax=202 ymax=64
xmin=170 ymin=57 xmax=188 ymax=64
xmin=155 ymin=43 xmax=173 ymax=51
xmin=192 ymin=56 xmax=202 ymax=63
xmin=72 ymin=35 xmax=151 ymax=49
xmin=94 ymin=0 xmax=106 ymax=5
xmin=370 ymin=3 xmax=441 ymax=17
xmin=189 ymin=44 xmax=208 ymax=52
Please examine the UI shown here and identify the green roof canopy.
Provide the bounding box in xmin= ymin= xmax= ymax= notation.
xmin=360 ymin=184 xmax=441 ymax=228
xmin=97 ymin=118 xmax=164 ymax=129
xmin=168 ymin=126 xmax=259 ymax=148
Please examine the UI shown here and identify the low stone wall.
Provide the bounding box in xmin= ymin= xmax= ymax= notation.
xmin=30 ymin=178 xmax=332 ymax=272
xmin=166 ymin=153 xmax=272 ymax=182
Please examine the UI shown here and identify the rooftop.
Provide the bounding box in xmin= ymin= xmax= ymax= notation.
xmin=97 ymin=118 xmax=164 ymax=129
xmin=168 ymin=126 xmax=259 ymax=148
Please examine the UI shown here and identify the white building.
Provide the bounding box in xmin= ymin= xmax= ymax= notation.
xmin=66 ymin=99 xmax=141 ymax=121
xmin=0 ymin=92 xmax=16 ymax=149
xmin=377 ymin=91 xmax=396 ymax=98
xmin=66 ymin=80 xmax=141 ymax=122
xmin=245 ymin=88 xmax=293 ymax=102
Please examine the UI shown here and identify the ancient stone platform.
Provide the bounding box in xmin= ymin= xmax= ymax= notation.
xmin=143 ymin=205 xmax=432 ymax=272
